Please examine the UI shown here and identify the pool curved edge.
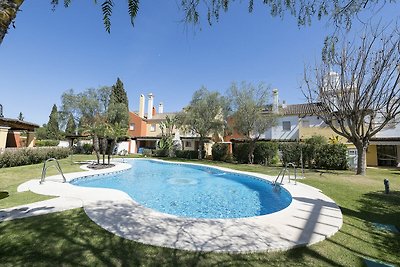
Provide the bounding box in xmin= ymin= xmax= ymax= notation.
xmin=22 ymin=158 xmax=343 ymax=253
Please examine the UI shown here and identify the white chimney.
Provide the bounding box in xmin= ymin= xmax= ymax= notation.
xmin=147 ymin=93 xmax=154 ymax=119
xmin=282 ymin=100 xmax=287 ymax=109
xmin=272 ymin=89 xmax=279 ymax=113
xmin=139 ymin=94 xmax=145 ymax=118
xmin=158 ymin=102 xmax=163 ymax=114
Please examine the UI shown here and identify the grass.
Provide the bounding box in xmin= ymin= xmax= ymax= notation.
xmin=0 ymin=157 xmax=399 ymax=266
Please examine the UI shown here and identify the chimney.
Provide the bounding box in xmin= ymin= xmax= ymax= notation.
xmin=282 ymin=100 xmax=287 ymax=109
xmin=139 ymin=94 xmax=145 ymax=118
xmin=272 ymin=89 xmax=279 ymax=113
xmin=158 ymin=102 xmax=164 ymax=114
xmin=152 ymin=106 xmax=156 ymax=116
xmin=147 ymin=93 xmax=154 ymax=119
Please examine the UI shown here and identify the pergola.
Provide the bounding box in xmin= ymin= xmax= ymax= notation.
xmin=0 ymin=117 xmax=39 ymax=149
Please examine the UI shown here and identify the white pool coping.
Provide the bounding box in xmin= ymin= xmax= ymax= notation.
xmin=5 ymin=159 xmax=343 ymax=253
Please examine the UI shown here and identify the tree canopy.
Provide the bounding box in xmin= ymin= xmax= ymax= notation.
xmin=46 ymin=104 xmax=60 ymax=140
xmin=176 ymin=87 xmax=226 ymax=159
xmin=1 ymin=0 xmax=397 ymax=44
xmin=228 ymin=81 xmax=276 ymax=164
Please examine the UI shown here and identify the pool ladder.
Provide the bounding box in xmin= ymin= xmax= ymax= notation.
xmin=274 ymin=163 xmax=297 ymax=187
xmin=40 ymin=158 xmax=66 ymax=184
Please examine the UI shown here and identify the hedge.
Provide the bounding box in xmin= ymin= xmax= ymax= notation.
xmin=73 ymin=144 xmax=93 ymax=154
xmin=212 ymin=143 xmax=230 ymax=161
xmin=0 ymin=147 xmax=71 ymax=168
xmin=233 ymin=142 xmax=279 ymax=165
xmin=35 ymin=140 xmax=59 ymax=147
xmin=175 ymin=150 xmax=205 ymax=159
xmin=315 ymin=143 xmax=348 ymax=170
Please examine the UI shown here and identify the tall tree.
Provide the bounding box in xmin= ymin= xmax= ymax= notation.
xmin=176 ymin=87 xmax=226 ymax=159
xmin=303 ymin=26 xmax=400 ymax=175
xmin=106 ymin=78 xmax=129 ymax=161
xmin=65 ymin=113 xmax=76 ymax=136
xmin=228 ymin=82 xmax=276 ymax=164
xmin=46 ymin=104 xmax=60 ymax=140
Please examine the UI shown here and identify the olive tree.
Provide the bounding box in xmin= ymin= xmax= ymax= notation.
xmin=228 ymin=81 xmax=276 ymax=164
xmin=176 ymin=87 xmax=226 ymax=160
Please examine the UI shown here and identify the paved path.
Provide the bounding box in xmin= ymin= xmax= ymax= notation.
xmin=1 ymin=159 xmax=343 ymax=253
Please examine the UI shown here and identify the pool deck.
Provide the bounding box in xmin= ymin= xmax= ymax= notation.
xmin=1 ymin=159 xmax=343 ymax=253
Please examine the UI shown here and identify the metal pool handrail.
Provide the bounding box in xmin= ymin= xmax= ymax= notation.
xmin=40 ymin=158 xmax=66 ymax=184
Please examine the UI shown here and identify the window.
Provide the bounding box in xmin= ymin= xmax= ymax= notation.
xmin=150 ymin=124 xmax=156 ymax=132
xmin=129 ymin=123 xmax=135 ymax=131
xmin=282 ymin=121 xmax=291 ymax=131
xmin=185 ymin=141 xmax=192 ymax=147
xmin=302 ymin=120 xmax=310 ymax=128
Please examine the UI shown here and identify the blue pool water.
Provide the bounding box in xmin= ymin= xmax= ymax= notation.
xmin=71 ymin=160 xmax=292 ymax=219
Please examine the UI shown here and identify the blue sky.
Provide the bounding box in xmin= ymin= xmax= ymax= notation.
xmin=0 ymin=1 xmax=397 ymax=125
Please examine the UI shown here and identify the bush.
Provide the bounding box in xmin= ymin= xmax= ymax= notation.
xmin=154 ymin=149 xmax=169 ymax=157
xmin=279 ymin=142 xmax=305 ymax=166
xmin=303 ymin=135 xmax=328 ymax=168
xmin=0 ymin=147 xmax=71 ymax=168
xmin=253 ymin=141 xmax=278 ymax=165
xmin=35 ymin=140 xmax=59 ymax=147
xmin=175 ymin=150 xmax=205 ymax=159
xmin=212 ymin=143 xmax=230 ymax=161
xmin=315 ymin=143 xmax=348 ymax=170
xmin=233 ymin=143 xmax=250 ymax=163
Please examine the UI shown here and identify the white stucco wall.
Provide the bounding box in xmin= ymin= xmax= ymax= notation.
xmin=261 ymin=116 xmax=299 ymax=141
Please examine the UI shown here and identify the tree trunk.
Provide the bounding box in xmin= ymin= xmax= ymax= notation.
xmin=248 ymin=140 xmax=256 ymax=164
xmin=0 ymin=0 xmax=24 ymax=45
xmin=101 ymin=137 xmax=107 ymax=165
xmin=93 ymin=134 xmax=100 ymax=164
xmin=355 ymin=143 xmax=368 ymax=175
xmin=108 ymin=139 xmax=116 ymax=165
xmin=198 ymin=139 xmax=203 ymax=160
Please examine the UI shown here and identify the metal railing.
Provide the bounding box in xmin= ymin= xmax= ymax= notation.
xmin=274 ymin=162 xmax=298 ymax=187
xmin=40 ymin=158 xmax=66 ymax=184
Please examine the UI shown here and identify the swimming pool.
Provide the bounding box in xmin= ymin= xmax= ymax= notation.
xmin=71 ymin=160 xmax=292 ymax=219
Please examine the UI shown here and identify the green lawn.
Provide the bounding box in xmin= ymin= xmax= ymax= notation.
xmin=0 ymin=157 xmax=399 ymax=266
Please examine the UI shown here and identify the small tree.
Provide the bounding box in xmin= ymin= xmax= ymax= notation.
xmin=176 ymin=87 xmax=226 ymax=159
xmin=159 ymin=115 xmax=176 ymax=157
xmin=228 ymin=82 xmax=276 ymax=164
xmin=304 ymin=26 xmax=400 ymax=175
xmin=46 ymin=104 xmax=60 ymax=140
xmin=18 ymin=112 xmax=23 ymax=121
xmin=65 ymin=113 xmax=76 ymax=136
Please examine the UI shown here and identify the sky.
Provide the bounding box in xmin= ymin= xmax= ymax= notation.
xmin=0 ymin=1 xmax=398 ymax=125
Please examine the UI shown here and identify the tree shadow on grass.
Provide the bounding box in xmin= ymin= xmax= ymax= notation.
xmin=0 ymin=208 xmax=356 ymax=267
xmin=0 ymin=191 xmax=9 ymax=200
xmin=338 ymin=190 xmax=400 ymax=266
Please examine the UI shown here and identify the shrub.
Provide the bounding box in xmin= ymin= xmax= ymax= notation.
xmin=315 ymin=143 xmax=348 ymax=170
xmin=154 ymin=149 xmax=169 ymax=157
xmin=212 ymin=143 xmax=230 ymax=161
xmin=303 ymin=135 xmax=328 ymax=168
xmin=253 ymin=141 xmax=278 ymax=165
xmin=35 ymin=140 xmax=59 ymax=147
xmin=233 ymin=143 xmax=250 ymax=163
xmin=0 ymin=147 xmax=71 ymax=168
xmin=279 ymin=142 xmax=305 ymax=166
xmin=175 ymin=150 xmax=205 ymax=159
xmin=142 ymin=149 xmax=153 ymax=157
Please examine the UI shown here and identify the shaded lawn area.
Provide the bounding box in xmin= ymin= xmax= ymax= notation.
xmin=0 ymin=158 xmax=399 ymax=266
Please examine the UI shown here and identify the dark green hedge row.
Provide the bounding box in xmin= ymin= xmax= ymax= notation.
xmin=0 ymin=147 xmax=71 ymax=168
xmin=233 ymin=142 xmax=279 ymax=165
xmin=212 ymin=143 xmax=230 ymax=161
xmin=279 ymin=140 xmax=348 ymax=170
xmin=73 ymin=144 xmax=93 ymax=154
xmin=175 ymin=150 xmax=205 ymax=159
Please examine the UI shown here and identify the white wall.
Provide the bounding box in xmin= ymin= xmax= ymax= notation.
xmin=261 ymin=116 xmax=299 ymax=140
